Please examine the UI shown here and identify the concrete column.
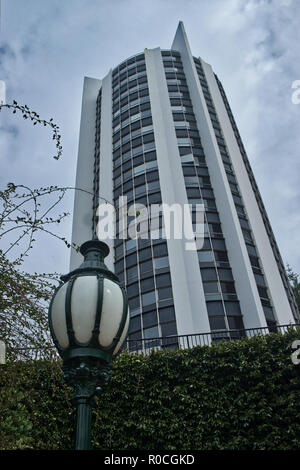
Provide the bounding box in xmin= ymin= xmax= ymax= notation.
xmin=70 ymin=77 xmax=102 ymax=270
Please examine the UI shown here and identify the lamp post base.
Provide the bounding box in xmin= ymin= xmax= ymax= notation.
xmin=62 ymin=358 xmax=110 ymax=450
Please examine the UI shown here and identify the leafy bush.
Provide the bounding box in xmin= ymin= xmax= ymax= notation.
xmin=0 ymin=328 xmax=299 ymax=450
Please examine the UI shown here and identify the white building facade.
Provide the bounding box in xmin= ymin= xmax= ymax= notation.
xmin=70 ymin=23 xmax=299 ymax=344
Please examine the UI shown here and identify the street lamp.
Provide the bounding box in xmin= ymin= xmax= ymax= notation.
xmin=48 ymin=239 xmax=129 ymax=450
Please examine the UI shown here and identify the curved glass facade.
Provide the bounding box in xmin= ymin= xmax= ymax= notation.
xmin=110 ymin=53 xmax=177 ymax=345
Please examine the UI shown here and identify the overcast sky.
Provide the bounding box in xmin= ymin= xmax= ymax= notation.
xmin=0 ymin=0 xmax=299 ymax=277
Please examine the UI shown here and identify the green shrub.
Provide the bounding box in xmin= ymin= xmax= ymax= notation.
xmin=0 ymin=328 xmax=299 ymax=450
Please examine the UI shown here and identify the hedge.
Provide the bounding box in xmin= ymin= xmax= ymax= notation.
xmin=0 ymin=328 xmax=299 ymax=450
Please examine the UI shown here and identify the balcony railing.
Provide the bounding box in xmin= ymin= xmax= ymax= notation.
xmin=125 ymin=323 xmax=300 ymax=355
xmin=5 ymin=323 xmax=300 ymax=362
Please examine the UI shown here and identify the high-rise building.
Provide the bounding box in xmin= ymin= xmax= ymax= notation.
xmin=70 ymin=22 xmax=299 ymax=344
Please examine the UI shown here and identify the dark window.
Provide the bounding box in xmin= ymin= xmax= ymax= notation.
xmin=209 ymin=223 xmax=222 ymax=234
xmin=159 ymin=306 xmax=175 ymax=323
xmin=122 ymin=160 xmax=132 ymax=172
xmin=140 ymin=277 xmax=155 ymax=293
xmin=218 ymin=268 xmax=234 ymax=281
xmin=246 ymin=243 xmax=257 ymax=257
xmin=121 ymin=110 xmax=129 ymax=121
xmin=224 ymin=301 xmax=241 ymax=315
xmin=198 ymin=250 xmax=214 ymax=263
xmin=202 ymin=188 xmax=214 ymax=198
xmin=143 ymin=132 xmax=154 ymax=144
xmin=135 ymin=184 xmax=147 ymax=197
xmin=115 ymin=244 xmax=124 ymax=258
xmin=185 ymin=176 xmax=199 ymax=186
xmin=221 ymin=282 xmax=236 ymax=294
xmin=148 ymin=180 xmax=160 ymax=191
xmin=146 ymin=170 xmax=159 ymax=182
xmin=239 ymin=218 xmax=251 ymax=230
xmin=142 ymin=290 xmax=156 ymax=307
xmin=258 ymin=286 xmax=269 ymax=299
xmin=254 ymin=273 xmax=266 ymax=286
xmin=143 ymin=310 xmax=158 ymax=328
xmin=204 ymin=199 xmax=216 ymax=209
xmin=139 ymin=88 xmax=149 ymax=98
xmin=153 ymin=243 xmax=168 ymax=257
xmin=123 ymin=168 xmax=132 ymax=181
xmin=129 ymin=315 xmax=141 ymax=333
xmin=242 ymin=229 xmax=253 ymax=243
xmin=173 ymin=112 xmax=185 ymax=120
xmin=133 ymin=155 xmax=144 ymax=167
xmin=144 ymin=326 xmax=159 ymax=339
xmin=227 ymin=316 xmax=244 ymax=330
xmin=201 ymin=268 xmax=217 ymax=281
xmin=161 ymin=322 xmax=177 ymax=336
xmin=129 ymin=91 xmax=138 ymax=101
xmin=144 ymin=150 xmax=157 ymax=162
xmin=123 ymin=180 xmax=133 ymax=192
xmin=263 ymin=305 xmax=275 ymax=321
xmin=113 ymin=148 xmax=121 ymax=159
xmin=206 ymin=213 xmax=220 ymax=224
xmin=127 ymin=282 xmax=139 ymax=298
xmin=129 ymin=295 xmax=140 ymax=310
xmin=249 ymin=255 xmax=260 ymax=268
xmin=183 ymin=166 xmax=196 ymax=176
xmin=179 ymin=146 xmax=192 ymax=156
xmin=137 ymin=237 xmax=150 ymax=248
xmin=139 ymin=247 xmax=152 ymax=262
xmin=126 ymin=252 xmax=137 ymax=267
xmin=134 ymin=195 xmax=147 ymax=206
xmin=114 ymin=166 xmax=121 ymax=178
xmin=132 ymin=136 xmax=142 ymax=148
xmin=212 ymin=239 xmax=226 ymax=250
xmin=197 ymin=167 xmax=209 ymax=176
xmin=206 ymin=301 xmax=224 ymax=316
xmin=131 ymin=120 xmax=141 ymax=131
xmin=199 ymin=176 xmax=211 ymax=186
xmin=115 ymin=259 xmax=124 ymax=273
xmin=148 ymin=192 xmax=162 ymax=204
xmin=202 ymin=238 xmax=212 ymax=250
xmin=140 ymin=259 xmax=153 ymax=274
xmin=154 ymin=256 xmax=169 ymax=270
xmin=215 ymin=251 xmax=229 ymax=262
xmin=134 ymin=174 xmax=146 ymax=186
xmin=127 ymin=265 xmax=138 ymax=281
xmin=157 ymin=287 xmax=173 ymax=301
xmin=176 ymin=129 xmax=188 ymax=138
xmin=129 ymin=331 xmax=142 ymax=341
xmin=156 ymin=273 xmax=171 ymax=288
xmin=187 ymin=188 xmax=200 ymax=198
xmin=203 ymin=282 xmax=219 ymax=294
xmin=142 ymin=117 xmax=152 ymax=127
xmin=209 ymin=316 xmax=226 ymax=330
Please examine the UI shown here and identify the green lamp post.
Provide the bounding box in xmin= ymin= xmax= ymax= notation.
xmin=48 ymin=239 xmax=129 ymax=450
